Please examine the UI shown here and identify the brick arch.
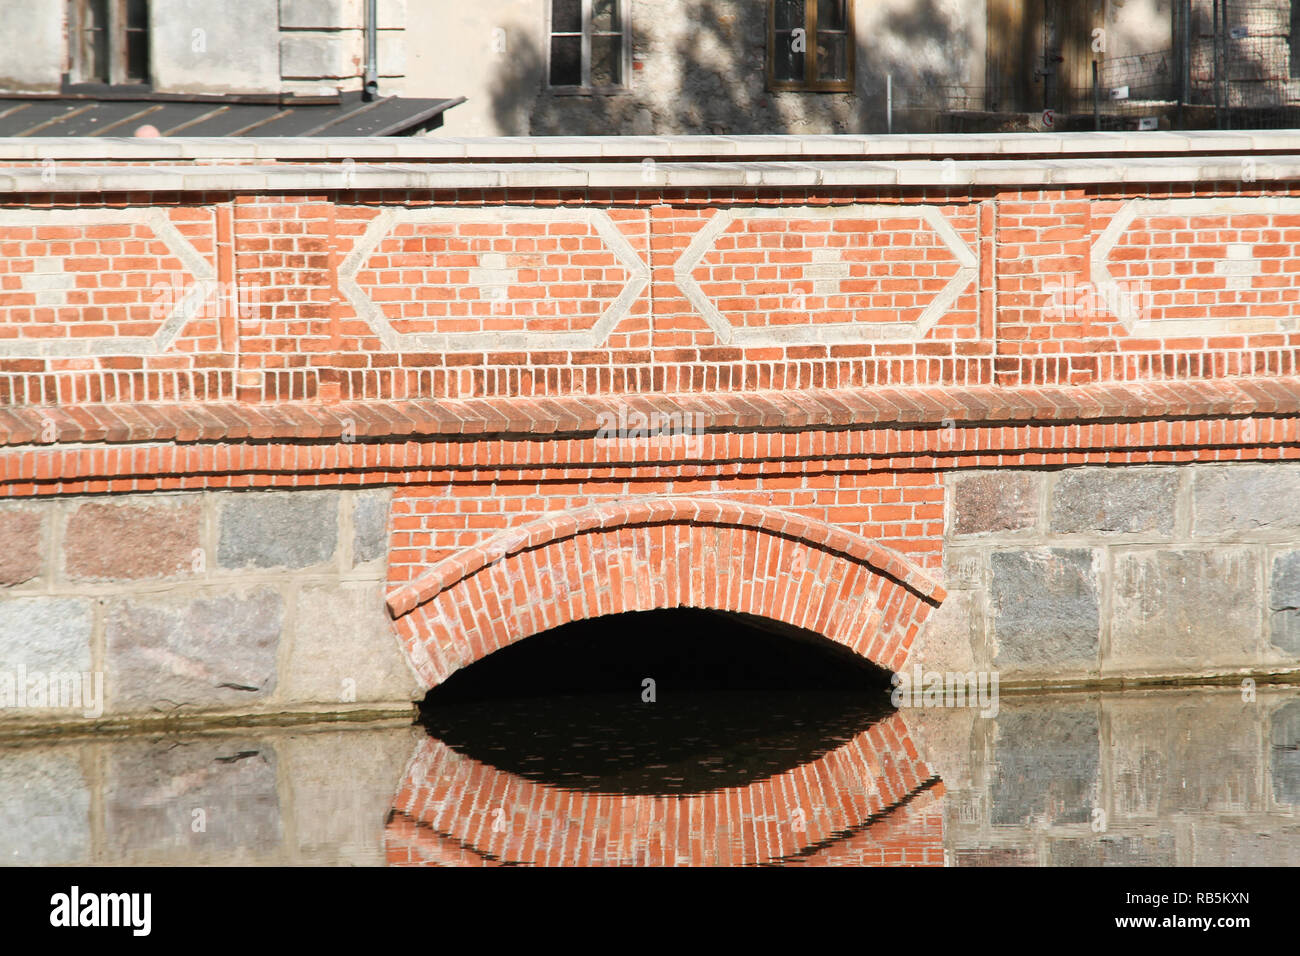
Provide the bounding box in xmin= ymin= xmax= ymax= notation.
xmin=385 ymin=496 xmax=946 ymax=689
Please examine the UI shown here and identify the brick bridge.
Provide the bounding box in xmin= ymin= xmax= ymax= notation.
xmin=3 ymin=132 xmax=1300 ymax=728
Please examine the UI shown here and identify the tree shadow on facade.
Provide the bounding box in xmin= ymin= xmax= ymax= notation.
xmin=488 ymin=1 xmax=868 ymax=135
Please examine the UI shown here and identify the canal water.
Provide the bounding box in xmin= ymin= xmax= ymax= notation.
xmin=2 ymin=610 xmax=1298 ymax=866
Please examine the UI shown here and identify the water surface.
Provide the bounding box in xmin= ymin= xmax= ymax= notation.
xmin=2 ymin=684 xmax=1296 ymax=866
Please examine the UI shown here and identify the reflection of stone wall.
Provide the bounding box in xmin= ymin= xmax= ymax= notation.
xmin=0 ymin=488 xmax=419 ymax=728
xmin=918 ymin=462 xmax=1300 ymax=684
xmin=0 ymin=724 xmax=419 ymax=866
xmin=914 ymin=689 xmax=1300 ymax=867
xmin=6 ymin=691 xmax=1296 ymax=867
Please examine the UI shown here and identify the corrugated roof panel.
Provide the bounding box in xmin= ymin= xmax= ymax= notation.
xmin=0 ymin=95 xmax=464 ymax=137
xmin=48 ymin=103 xmax=161 ymax=136
xmin=0 ymin=101 xmax=83 ymax=136
xmin=143 ymin=102 xmax=235 ymax=136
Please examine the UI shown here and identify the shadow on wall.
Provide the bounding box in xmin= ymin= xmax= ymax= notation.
xmin=487 ymin=0 xmax=869 ymax=135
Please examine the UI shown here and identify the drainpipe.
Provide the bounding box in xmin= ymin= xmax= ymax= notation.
xmin=363 ymin=0 xmax=379 ymax=100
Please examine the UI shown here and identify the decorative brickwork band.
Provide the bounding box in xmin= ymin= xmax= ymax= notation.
xmin=386 ymin=496 xmax=945 ymax=688
xmin=3 ymin=376 xmax=1297 ymax=449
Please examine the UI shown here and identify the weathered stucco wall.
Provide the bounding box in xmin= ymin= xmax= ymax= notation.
xmin=411 ymin=0 xmax=987 ymax=136
xmin=0 ymin=0 xmax=408 ymax=97
xmin=149 ymin=0 xmax=283 ymax=95
xmin=0 ymin=0 xmax=64 ymax=92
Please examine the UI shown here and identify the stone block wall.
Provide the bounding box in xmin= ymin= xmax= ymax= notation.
xmin=920 ymin=461 xmax=1300 ymax=684
xmin=0 ymin=487 xmax=418 ymax=728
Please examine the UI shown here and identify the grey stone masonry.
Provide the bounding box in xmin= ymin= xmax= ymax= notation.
xmin=0 ymin=488 xmax=418 ymax=728
xmin=217 ymin=491 xmax=339 ymax=570
xmin=921 ymin=462 xmax=1300 ymax=684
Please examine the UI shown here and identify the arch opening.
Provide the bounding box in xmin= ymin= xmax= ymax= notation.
xmin=417 ymin=608 xmax=895 ymax=795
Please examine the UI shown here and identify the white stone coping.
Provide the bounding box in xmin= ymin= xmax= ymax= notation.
xmin=5 ymin=131 xmax=1300 ymax=162
xmin=2 ymin=155 xmax=1299 ymax=192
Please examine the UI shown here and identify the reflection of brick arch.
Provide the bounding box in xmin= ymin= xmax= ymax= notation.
xmin=384 ymin=711 xmax=944 ymax=867
xmin=386 ymin=496 xmax=946 ymax=689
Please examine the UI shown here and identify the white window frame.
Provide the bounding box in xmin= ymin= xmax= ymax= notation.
xmin=546 ymin=0 xmax=632 ymax=93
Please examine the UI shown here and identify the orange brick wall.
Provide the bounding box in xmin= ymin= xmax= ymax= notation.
xmin=4 ymin=180 xmax=1300 ymax=405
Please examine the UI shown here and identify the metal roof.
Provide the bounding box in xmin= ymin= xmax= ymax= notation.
xmin=0 ymin=92 xmax=465 ymax=137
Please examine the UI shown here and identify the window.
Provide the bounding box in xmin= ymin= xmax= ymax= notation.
xmin=69 ymin=0 xmax=150 ymax=87
xmin=1292 ymin=2 xmax=1300 ymax=79
xmin=548 ymin=0 xmax=629 ymax=90
xmin=768 ymin=0 xmax=854 ymax=92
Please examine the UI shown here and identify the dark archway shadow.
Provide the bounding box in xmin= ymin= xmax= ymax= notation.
xmin=417 ymin=608 xmax=894 ymax=795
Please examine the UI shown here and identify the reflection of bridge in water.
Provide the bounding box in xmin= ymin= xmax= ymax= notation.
xmin=385 ymin=710 xmax=944 ymax=867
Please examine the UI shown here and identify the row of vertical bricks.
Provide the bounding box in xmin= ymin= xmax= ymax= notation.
xmin=0 ymin=375 xmax=1295 ymax=447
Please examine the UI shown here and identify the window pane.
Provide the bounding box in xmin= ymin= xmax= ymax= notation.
xmin=592 ymin=0 xmax=622 ymax=33
xmin=774 ymin=0 xmax=805 ymax=32
xmin=126 ymin=0 xmax=150 ymax=83
xmin=126 ymin=0 xmax=148 ymax=29
xmin=591 ymin=35 xmax=622 ymax=86
xmin=550 ymin=35 xmax=582 ymax=85
xmin=817 ymin=0 xmax=846 ymax=32
xmin=126 ymin=30 xmax=149 ymax=82
xmin=816 ymin=33 xmax=847 ymax=82
xmin=83 ymin=0 xmax=108 ymax=29
xmin=772 ymin=31 xmax=804 ymax=82
xmin=552 ymin=0 xmax=582 ymax=33
xmin=83 ymin=0 xmax=110 ymax=83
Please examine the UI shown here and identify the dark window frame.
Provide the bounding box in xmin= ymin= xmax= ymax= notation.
xmin=1292 ymin=2 xmax=1300 ymax=79
xmin=546 ymin=0 xmax=632 ymax=94
xmin=767 ymin=0 xmax=855 ymax=93
xmin=67 ymin=0 xmax=151 ymax=89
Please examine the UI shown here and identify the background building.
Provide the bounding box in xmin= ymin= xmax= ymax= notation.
xmin=414 ymin=0 xmax=1300 ymax=135
xmin=1 ymin=1 xmax=1300 ymax=136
